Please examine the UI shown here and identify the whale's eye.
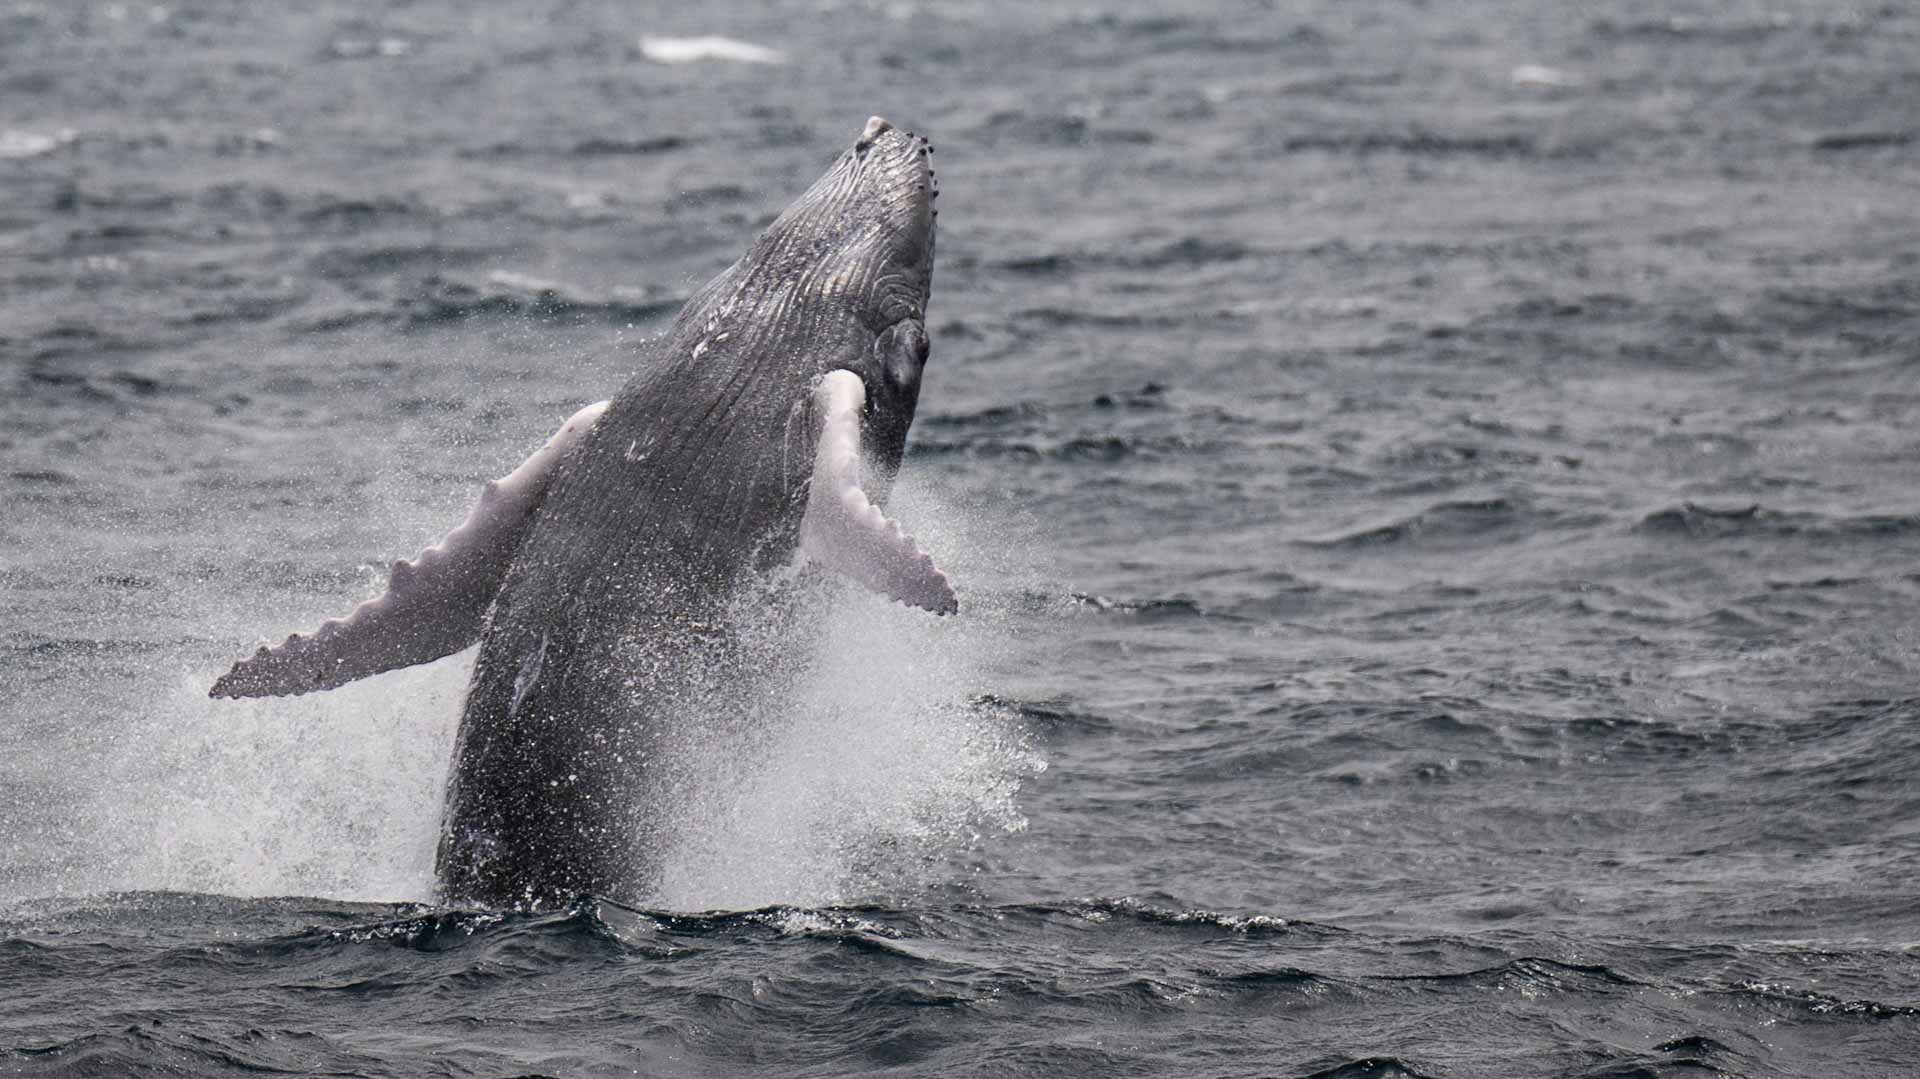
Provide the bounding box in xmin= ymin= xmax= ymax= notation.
xmin=881 ymin=321 xmax=929 ymax=392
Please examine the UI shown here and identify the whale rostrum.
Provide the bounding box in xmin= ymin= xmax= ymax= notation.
xmin=212 ymin=116 xmax=949 ymax=907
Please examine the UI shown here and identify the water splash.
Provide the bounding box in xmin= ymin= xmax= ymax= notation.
xmin=7 ymin=475 xmax=1047 ymax=911
xmin=91 ymin=661 xmax=463 ymax=904
xmin=649 ymin=594 xmax=1040 ymax=912
xmin=649 ymin=478 xmax=1050 ymax=911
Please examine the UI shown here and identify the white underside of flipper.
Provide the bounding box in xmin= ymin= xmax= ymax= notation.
xmin=211 ymin=401 xmax=611 ymax=698
xmin=800 ymin=370 xmax=957 ymax=615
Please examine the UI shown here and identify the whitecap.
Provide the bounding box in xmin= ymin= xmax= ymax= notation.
xmin=1511 ymin=63 xmax=1580 ymax=89
xmin=637 ymin=34 xmax=784 ymax=65
xmin=0 ymin=127 xmax=76 ymax=159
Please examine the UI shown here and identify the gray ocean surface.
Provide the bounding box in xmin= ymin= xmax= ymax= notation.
xmin=4 ymin=1 xmax=1919 ymax=1075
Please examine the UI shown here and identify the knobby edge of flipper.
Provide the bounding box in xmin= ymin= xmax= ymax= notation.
xmin=210 ymin=401 xmax=611 ymax=699
xmin=799 ymin=369 xmax=957 ymax=616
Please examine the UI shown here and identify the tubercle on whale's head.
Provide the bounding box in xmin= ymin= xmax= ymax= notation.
xmin=759 ymin=115 xmax=937 ymax=332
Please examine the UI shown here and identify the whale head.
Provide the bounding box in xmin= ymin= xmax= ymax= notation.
xmin=758 ymin=115 xmax=936 ymax=325
xmin=750 ymin=115 xmax=938 ymax=477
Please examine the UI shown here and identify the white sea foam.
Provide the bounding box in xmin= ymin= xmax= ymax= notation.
xmin=637 ymin=35 xmax=785 ymax=65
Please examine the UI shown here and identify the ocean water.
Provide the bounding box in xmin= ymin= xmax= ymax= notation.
xmin=3 ymin=1 xmax=1919 ymax=1075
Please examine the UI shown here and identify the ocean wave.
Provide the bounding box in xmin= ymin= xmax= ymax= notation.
xmin=1636 ymin=503 xmax=1920 ymax=541
xmin=1068 ymin=593 xmax=1213 ymax=621
xmin=909 ymin=432 xmax=1211 ymax=462
xmin=1297 ymin=497 xmax=1536 ymax=550
xmin=399 ymin=272 xmax=683 ymax=326
xmin=1587 ymin=13 xmax=1869 ymax=42
xmin=1811 ymin=131 xmax=1913 ymax=153
xmin=571 ymin=134 xmax=689 ymax=156
xmin=1713 ymin=980 xmax=1920 ymax=1021
xmin=969 ymin=111 xmax=1156 ymax=148
xmin=1386 ymin=955 xmax=1644 ymax=991
xmin=969 ymin=695 xmax=1114 ymax=736
xmin=1034 ymin=895 xmax=1325 ymax=937
xmin=995 ymin=238 xmax=1255 ymax=278
xmin=1281 ymin=130 xmax=1537 ymax=158
xmin=1296 ymin=1059 xmax=1444 ymax=1079
xmin=3 ymin=892 xmax=1907 ymax=1076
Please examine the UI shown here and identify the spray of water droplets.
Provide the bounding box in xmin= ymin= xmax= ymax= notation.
xmin=15 ymin=474 xmax=1049 ymax=911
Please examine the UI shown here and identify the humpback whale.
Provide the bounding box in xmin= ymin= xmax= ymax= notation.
xmin=211 ymin=116 xmax=950 ymax=909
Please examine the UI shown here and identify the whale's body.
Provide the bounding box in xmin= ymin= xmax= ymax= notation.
xmin=212 ymin=118 xmax=950 ymax=909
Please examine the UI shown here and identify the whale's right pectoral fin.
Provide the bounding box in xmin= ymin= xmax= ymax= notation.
xmin=799 ymin=369 xmax=957 ymax=615
xmin=210 ymin=401 xmax=611 ymax=699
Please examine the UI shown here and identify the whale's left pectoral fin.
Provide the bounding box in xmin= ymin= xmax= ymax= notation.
xmin=211 ymin=401 xmax=611 ymax=699
xmin=799 ymin=370 xmax=957 ymax=615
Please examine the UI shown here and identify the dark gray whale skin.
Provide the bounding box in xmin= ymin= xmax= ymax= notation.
xmin=435 ymin=119 xmax=938 ymax=908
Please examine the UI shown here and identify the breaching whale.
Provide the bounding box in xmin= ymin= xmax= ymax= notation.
xmin=211 ymin=116 xmax=951 ymax=909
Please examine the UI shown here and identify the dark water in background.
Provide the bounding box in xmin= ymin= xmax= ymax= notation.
xmin=4 ymin=0 xmax=1920 ymax=1075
